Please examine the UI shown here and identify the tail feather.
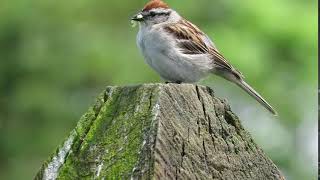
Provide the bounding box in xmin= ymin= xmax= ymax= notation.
xmin=235 ymin=80 xmax=277 ymax=115
xmin=214 ymin=69 xmax=277 ymax=115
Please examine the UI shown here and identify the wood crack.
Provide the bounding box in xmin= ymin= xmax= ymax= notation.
xmin=36 ymin=84 xmax=284 ymax=180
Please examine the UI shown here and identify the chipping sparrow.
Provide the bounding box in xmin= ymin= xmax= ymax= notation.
xmin=131 ymin=0 xmax=277 ymax=115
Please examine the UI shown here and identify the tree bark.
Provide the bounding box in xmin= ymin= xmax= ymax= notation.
xmin=35 ymin=83 xmax=285 ymax=180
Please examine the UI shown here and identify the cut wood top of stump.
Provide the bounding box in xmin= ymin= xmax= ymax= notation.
xmin=35 ymin=83 xmax=285 ymax=180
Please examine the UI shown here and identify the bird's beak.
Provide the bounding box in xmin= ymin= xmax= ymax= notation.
xmin=131 ymin=13 xmax=144 ymax=22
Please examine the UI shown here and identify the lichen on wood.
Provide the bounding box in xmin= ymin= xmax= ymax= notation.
xmin=35 ymin=84 xmax=285 ymax=180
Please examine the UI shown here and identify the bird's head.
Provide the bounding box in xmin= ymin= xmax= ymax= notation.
xmin=131 ymin=0 xmax=179 ymax=26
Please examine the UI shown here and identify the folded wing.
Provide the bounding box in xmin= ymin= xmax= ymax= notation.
xmin=164 ymin=19 xmax=243 ymax=79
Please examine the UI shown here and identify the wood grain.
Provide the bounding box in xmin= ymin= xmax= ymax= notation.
xmin=35 ymin=84 xmax=285 ymax=180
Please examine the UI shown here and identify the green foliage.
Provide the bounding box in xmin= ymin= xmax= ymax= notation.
xmin=0 ymin=0 xmax=317 ymax=179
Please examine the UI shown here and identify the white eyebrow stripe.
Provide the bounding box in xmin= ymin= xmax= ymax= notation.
xmin=149 ymin=8 xmax=170 ymax=15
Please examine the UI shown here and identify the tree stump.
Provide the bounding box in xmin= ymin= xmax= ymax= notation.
xmin=35 ymin=84 xmax=285 ymax=180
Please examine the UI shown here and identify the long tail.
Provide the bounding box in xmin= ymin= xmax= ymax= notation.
xmin=235 ymin=79 xmax=277 ymax=115
xmin=215 ymin=70 xmax=277 ymax=115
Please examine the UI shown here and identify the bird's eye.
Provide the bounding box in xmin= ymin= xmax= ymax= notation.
xmin=149 ymin=12 xmax=156 ymax=17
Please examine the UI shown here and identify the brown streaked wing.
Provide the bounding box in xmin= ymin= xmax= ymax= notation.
xmin=164 ymin=19 xmax=243 ymax=78
xmin=164 ymin=19 xmax=209 ymax=55
xmin=209 ymin=47 xmax=244 ymax=78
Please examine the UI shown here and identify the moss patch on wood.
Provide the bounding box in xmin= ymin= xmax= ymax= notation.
xmin=35 ymin=84 xmax=284 ymax=180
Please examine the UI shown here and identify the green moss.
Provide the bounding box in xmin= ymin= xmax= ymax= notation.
xmin=52 ymin=85 xmax=160 ymax=179
xmin=34 ymin=91 xmax=105 ymax=180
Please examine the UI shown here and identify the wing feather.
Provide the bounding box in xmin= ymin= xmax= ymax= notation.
xmin=164 ymin=19 xmax=243 ymax=78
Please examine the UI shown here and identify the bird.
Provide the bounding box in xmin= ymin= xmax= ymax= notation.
xmin=131 ymin=0 xmax=277 ymax=115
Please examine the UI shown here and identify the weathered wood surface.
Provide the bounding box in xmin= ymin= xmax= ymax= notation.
xmin=35 ymin=83 xmax=284 ymax=180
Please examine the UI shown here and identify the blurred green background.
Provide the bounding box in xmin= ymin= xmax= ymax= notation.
xmin=0 ymin=0 xmax=317 ymax=179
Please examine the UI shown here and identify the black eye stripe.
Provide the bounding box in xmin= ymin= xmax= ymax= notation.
xmin=159 ymin=12 xmax=168 ymax=16
xmin=147 ymin=11 xmax=170 ymax=17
